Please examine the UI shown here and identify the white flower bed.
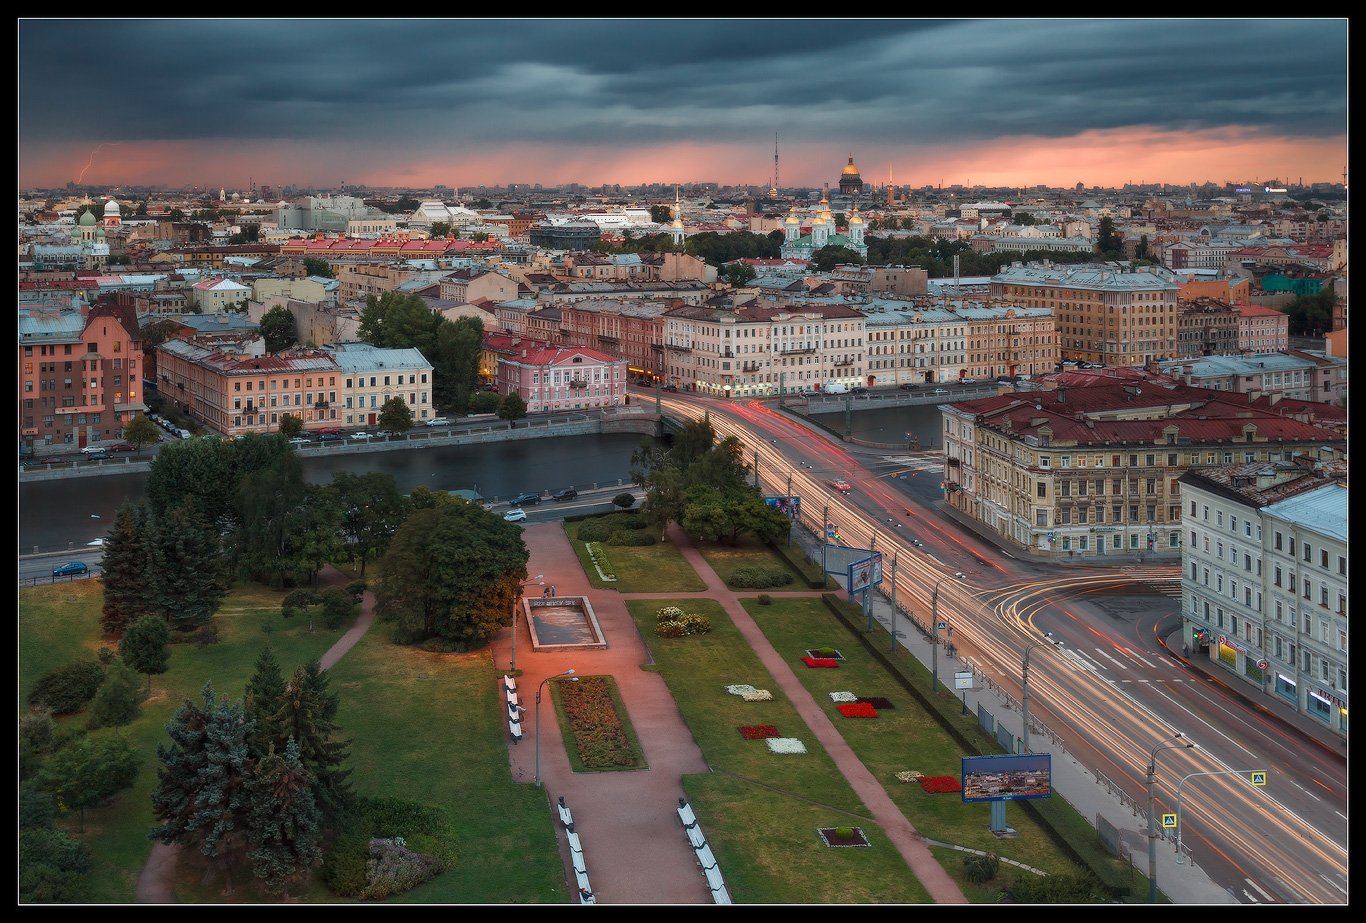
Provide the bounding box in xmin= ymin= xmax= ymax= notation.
xmin=585 ymin=542 xmax=618 ymax=581
xmin=767 ymin=737 xmax=807 ymax=754
xmin=725 ymin=684 xmax=758 ymax=696
xmin=741 ymin=690 xmax=772 ymax=702
xmin=829 ymin=691 xmax=858 ymax=702
xmin=894 ymin=770 xmax=924 ymax=783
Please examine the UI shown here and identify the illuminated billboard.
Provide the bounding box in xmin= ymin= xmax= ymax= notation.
xmin=961 ymin=753 xmax=1052 ymax=803
xmin=764 ymin=495 xmax=800 ymax=518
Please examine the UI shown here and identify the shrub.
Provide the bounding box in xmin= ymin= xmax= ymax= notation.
xmin=345 ymin=580 xmax=369 ymax=601
xmin=655 ymin=620 xmax=686 ymax=639
xmin=189 ymin=624 xmax=220 ymax=647
xmin=814 ymin=647 xmax=840 ymax=658
xmin=727 ymin=567 xmax=795 ymax=589
xmin=656 ymin=606 xmax=685 ymax=623
xmin=18 ymin=828 xmax=91 ymax=903
xmin=757 ymin=593 xmax=772 ymax=605
xmin=1003 ymin=871 xmax=1108 ymax=903
xmin=615 ymin=515 xmax=647 ymax=530
xmin=282 ymin=588 xmax=321 ymax=619
xmin=607 ymin=529 xmax=656 ymax=547
xmin=320 ymin=796 xmax=457 ymax=899
xmin=677 ymin=613 xmax=711 ymax=635
xmin=361 ymin=838 xmax=446 ymax=900
xmin=320 ymin=848 xmax=368 ymax=898
xmin=319 ymin=585 xmax=359 ymax=630
xmin=19 ymin=781 xmax=56 ymax=830
xmin=96 ymin=647 xmax=117 ymax=665
xmin=86 ymin=662 xmax=142 ymax=729
xmin=834 ymin=826 xmax=855 ymax=841
xmin=576 ymin=520 xmax=612 ymax=542
xmin=612 ymin=492 xmax=636 ymax=510
xmin=963 ymin=851 xmax=1000 ymax=884
xmin=26 ymin=661 xmax=105 ymax=715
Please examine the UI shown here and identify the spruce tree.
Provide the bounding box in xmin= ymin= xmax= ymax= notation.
xmin=149 ymin=683 xmax=256 ymax=888
xmin=247 ymin=737 xmax=323 ymax=895
xmin=100 ymin=502 xmax=152 ymax=635
xmin=149 ymin=499 xmax=228 ymax=631
xmin=243 ymin=646 xmax=286 ymax=758
xmin=270 ymin=662 xmax=352 ymax=822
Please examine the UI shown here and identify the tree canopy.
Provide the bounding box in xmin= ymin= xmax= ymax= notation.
xmin=259 ymin=306 xmax=299 ymax=353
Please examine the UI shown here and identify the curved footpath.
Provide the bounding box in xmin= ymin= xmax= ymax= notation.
xmin=134 ymin=565 xmax=376 ymax=904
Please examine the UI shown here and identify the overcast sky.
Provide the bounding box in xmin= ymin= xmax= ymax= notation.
xmin=18 ymin=19 xmax=1348 ymax=191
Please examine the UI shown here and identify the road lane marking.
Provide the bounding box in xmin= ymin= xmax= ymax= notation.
xmin=1061 ymin=649 xmax=1101 ymax=672
xmin=1092 ymin=647 xmax=1129 ymax=670
xmin=1245 ymin=879 xmax=1273 ymax=902
xmin=1122 ymin=647 xmax=1158 ymax=669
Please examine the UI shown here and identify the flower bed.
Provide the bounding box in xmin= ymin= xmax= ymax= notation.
xmin=817 ymin=826 xmax=871 ymax=848
xmin=917 ymin=775 xmax=962 ymax=794
xmin=801 ymin=657 xmax=839 ymax=668
xmin=766 ymin=737 xmax=807 ymax=754
xmin=828 ymin=691 xmax=858 ymax=702
xmin=894 ymin=770 xmax=924 ymax=784
xmin=559 ymin=675 xmax=643 ymax=769
xmin=741 ymin=689 xmax=772 ymax=702
xmin=857 ymin=696 xmax=894 ymax=710
xmin=804 ymin=648 xmax=844 ymax=661
xmin=738 ymin=725 xmax=779 ymax=740
xmin=725 ymin=684 xmax=758 ymax=696
xmin=836 ymin=701 xmax=878 ymax=719
xmin=584 ymin=541 xmax=618 ymax=582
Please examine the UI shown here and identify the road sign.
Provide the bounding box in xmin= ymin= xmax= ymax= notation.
xmin=954 ymin=671 xmax=973 ymax=690
xmin=1256 ymin=659 xmax=1268 ymax=670
xmin=1250 ymin=771 xmax=1267 ymax=787
xmin=936 ymin=621 xmax=948 ymax=631
xmin=1161 ymin=813 xmax=1177 ymax=829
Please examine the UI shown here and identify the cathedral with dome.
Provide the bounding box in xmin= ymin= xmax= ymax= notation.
xmin=778 ymin=191 xmax=867 ymax=261
xmin=838 ymin=153 xmax=865 ymax=199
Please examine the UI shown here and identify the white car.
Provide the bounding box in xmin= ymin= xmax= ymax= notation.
xmin=425 ymin=417 xmax=450 ymax=427
xmin=86 ymin=537 xmax=106 ymax=547
xmin=503 ymin=508 xmax=527 ymax=522
xmin=349 ymin=431 xmax=374 ymax=440
xmin=287 ymin=436 xmax=311 ymax=445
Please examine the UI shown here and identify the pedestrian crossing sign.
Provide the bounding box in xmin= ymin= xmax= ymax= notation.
xmin=1250 ymin=771 xmax=1267 ymax=786
xmin=1161 ymin=813 xmax=1176 ymax=829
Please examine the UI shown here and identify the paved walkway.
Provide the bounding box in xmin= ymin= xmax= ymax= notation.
xmin=134 ymin=565 xmax=376 ymax=904
xmin=494 ymin=522 xmax=967 ymax=905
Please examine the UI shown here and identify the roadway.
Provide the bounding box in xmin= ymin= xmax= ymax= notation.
xmin=647 ymin=387 xmax=1347 ymax=905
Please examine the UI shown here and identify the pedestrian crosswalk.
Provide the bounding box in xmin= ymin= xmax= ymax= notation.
xmin=1118 ymin=565 xmax=1183 ymax=600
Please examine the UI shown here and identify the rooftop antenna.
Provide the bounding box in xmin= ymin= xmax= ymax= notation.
xmin=771 ymin=133 xmax=780 ymax=197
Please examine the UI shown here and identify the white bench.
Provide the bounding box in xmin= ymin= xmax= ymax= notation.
xmin=571 ymin=849 xmax=587 ymax=876
xmin=712 ymin=884 xmax=732 ymax=905
xmin=503 ymin=674 xmax=517 ymax=694
xmin=703 ymin=864 xmax=725 ymax=893
xmin=686 ymin=825 xmax=706 ymax=850
xmin=677 ymin=799 xmax=698 ymax=829
xmin=695 ymin=843 xmax=718 ymax=871
xmin=506 ymin=690 xmax=519 ymax=708
xmin=566 ymin=829 xmax=583 ymax=855
xmin=575 ymin=870 xmax=596 ymax=904
xmin=508 ymin=719 xmax=523 ymax=741
xmin=507 ymin=702 xmax=522 ymax=722
xmin=557 ymin=797 xmax=574 ymax=829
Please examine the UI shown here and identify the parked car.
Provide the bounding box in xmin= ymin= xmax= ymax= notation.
xmin=932 ymin=388 xmax=948 ymax=394
xmin=376 ymin=430 xmax=401 ymax=438
xmin=318 ymin=433 xmax=343 ymax=442
xmin=510 ymin=492 xmax=541 ymax=506
xmin=503 ymin=508 xmax=527 ymax=523
xmin=551 ymin=488 xmax=578 ymax=502
xmin=898 ymin=383 xmax=919 ymax=391
xmin=86 ymin=538 xmax=106 ymax=547
xmin=287 ymin=437 xmax=311 ymax=446
xmin=662 ymin=384 xmax=678 ymax=392
xmin=52 ymin=561 xmax=89 ymax=577
xmin=318 ymin=427 xmax=343 ymax=436
xmin=349 ymin=431 xmax=374 ymax=440
xmin=108 ymin=443 xmax=136 ymax=452
xmin=80 ymin=445 xmax=108 ymax=455
xmin=850 ymin=386 xmax=868 ymax=395
xmin=424 ymin=417 xmax=450 ymax=427
xmin=85 ymin=451 xmax=112 ymax=460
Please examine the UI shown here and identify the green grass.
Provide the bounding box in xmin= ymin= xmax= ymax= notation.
xmin=564 ymin=517 xmax=705 ymax=593
xmin=625 ymin=597 xmax=931 ymax=903
xmin=550 ymin=674 xmax=648 ymax=773
xmin=694 ymin=535 xmax=807 ymax=590
xmin=744 ymin=596 xmax=1117 ymax=882
xmin=19 ymin=580 xmax=348 ymax=903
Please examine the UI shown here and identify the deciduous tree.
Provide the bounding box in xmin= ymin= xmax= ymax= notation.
xmin=120 ymin=614 xmax=170 ymax=692
xmin=38 ymin=733 xmax=139 ymax=831
xmin=123 ymin=414 xmax=160 ymax=455
xmin=259 ymin=305 xmax=298 ymax=353
xmin=377 ymin=397 xmax=414 ymax=434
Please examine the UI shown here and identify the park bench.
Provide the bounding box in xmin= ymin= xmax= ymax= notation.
xmin=694 ymin=843 xmax=717 ymax=872
xmin=503 ymin=675 xmax=517 ymax=694
xmin=676 ymin=798 xmax=697 ymax=829
xmin=508 ymin=718 xmax=523 ymax=741
xmin=506 ymin=690 xmax=519 ymax=708
xmin=685 ymin=824 xmax=706 ymax=850
xmin=575 ymin=870 xmax=596 ymax=904
xmin=507 ymin=702 xmax=522 ymax=722
xmin=557 ymin=796 xmax=574 ymax=829
xmin=566 ymin=828 xmax=583 ymax=855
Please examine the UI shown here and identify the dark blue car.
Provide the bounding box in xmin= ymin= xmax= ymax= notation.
xmin=52 ymin=561 xmax=89 ymax=577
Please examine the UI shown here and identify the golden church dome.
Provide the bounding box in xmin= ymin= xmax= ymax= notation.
xmin=841 ymin=155 xmax=861 ymax=176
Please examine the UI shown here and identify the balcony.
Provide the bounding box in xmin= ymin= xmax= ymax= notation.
xmin=314 ymin=400 xmax=329 ymax=409
xmin=665 ymin=343 xmax=692 ymax=352
xmin=740 ymin=362 xmax=761 ymax=373
xmin=568 ymin=379 xmax=588 ymax=389
xmin=779 ymin=346 xmax=815 ymax=355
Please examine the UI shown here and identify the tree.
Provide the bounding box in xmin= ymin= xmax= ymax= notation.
xmin=377 ymin=396 xmax=414 ymax=434
xmin=428 ymin=221 xmax=452 ymax=239
xmin=247 ymin=736 xmax=324 ymax=895
xmin=278 ymin=413 xmax=304 ymax=438
xmin=810 ymin=244 xmax=864 ymax=272
xmin=497 ymin=392 xmax=527 ymax=423
xmin=121 ymin=614 xmax=170 ymax=692
xmin=302 ymin=257 xmax=334 ymax=279
xmin=268 ymin=662 xmax=351 ymax=822
xmin=101 ymin=502 xmax=154 ymax=635
xmin=329 ymin=471 xmax=410 ymax=575
xmin=147 ymin=435 xmax=236 ymax=528
xmin=135 ymin=201 xmax=149 ymax=216
xmin=719 ymin=262 xmax=757 ymax=287
xmin=470 ymin=390 xmax=500 ymax=414
xmin=233 ymin=453 xmax=343 ymax=588
xmin=148 ymin=499 xmax=229 ymax=631
xmin=358 ymin=291 xmax=440 ymax=356
xmin=149 ymin=684 xmax=256 ymax=888
xmin=243 ymin=646 xmax=287 ymax=758
xmin=1136 ymin=234 xmax=1150 ymax=260
xmin=259 ymin=305 xmax=298 ymax=353
xmin=1282 ymin=288 xmax=1335 ymax=336
xmin=168 ymin=208 xmax=185 ymax=222
xmin=38 ymin=733 xmax=139 ymax=831
xmin=649 ymin=204 xmax=672 ymax=224
xmin=19 ymin=827 xmax=91 ymax=903
xmin=375 ymin=503 xmax=529 ymax=649
xmin=433 ymin=315 xmax=484 ymax=413
xmin=86 ymin=662 xmax=143 ymax=730
xmin=123 ymin=414 xmax=160 ymax=455
xmin=612 ymin=492 xmax=636 ymax=510
xmin=1096 ymin=216 xmax=1123 ymax=258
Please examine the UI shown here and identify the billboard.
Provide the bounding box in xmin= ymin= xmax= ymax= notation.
xmin=847 ymin=553 xmax=883 ymax=599
xmin=961 ymin=753 xmax=1053 ymax=803
xmin=764 ymin=495 xmax=801 ymax=519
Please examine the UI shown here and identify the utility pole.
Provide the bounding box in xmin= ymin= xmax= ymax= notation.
xmin=888 ymin=554 xmax=899 ymax=654
xmin=753 ymin=449 xmax=760 ymax=489
xmin=844 ymin=392 xmax=853 ymax=441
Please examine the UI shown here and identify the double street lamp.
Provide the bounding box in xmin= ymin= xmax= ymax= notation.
xmin=1020 ymin=632 xmax=1064 ymax=753
xmin=1146 ymin=733 xmax=1195 ymax=903
xmin=930 ymin=572 xmax=965 ymax=692
xmin=536 ymin=669 xmax=578 ymax=787
xmin=510 ymin=574 xmax=544 ymax=673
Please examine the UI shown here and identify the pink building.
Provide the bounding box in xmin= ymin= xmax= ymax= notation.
xmin=1237 ymin=303 xmax=1289 ymax=354
xmin=496 ymin=344 xmax=627 ymax=413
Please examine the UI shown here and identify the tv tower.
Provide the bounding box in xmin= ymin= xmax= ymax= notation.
xmin=769 ymin=133 xmax=780 ymax=197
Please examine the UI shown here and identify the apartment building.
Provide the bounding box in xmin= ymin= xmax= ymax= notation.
xmin=1236 ymin=303 xmax=1290 ymax=353
xmin=863 ymin=299 xmax=1057 ymax=386
xmin=1175 ymin=297 xmax=1241 ymax=358
xmin=989 ymin=262 xmax=1180 ymax=365
xmin=662 ymin=302 xmax=865 ymax=397
xmin=557 ymin=299 xmax=672 ymax=380
xmin=1178 ymin=463 xmax=1347 ymax=739
xmin=1159 ymin=350 xmax=1347 ymax=404
xmin=323 ymin=342 xmax=436 ymax=426
xmin=940 ymin=368 xmax=1346 ymax=558
xmin=18 ymin=303 xmax=146 ymax=455
xmin=189 ymin=276 xmax=252 ymax=312
xmin=497 ymin=344 xmax=627 ymax=413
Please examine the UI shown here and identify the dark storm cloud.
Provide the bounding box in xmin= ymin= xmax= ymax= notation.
xmin=19 ymin=19 xmax=1345 ymax=147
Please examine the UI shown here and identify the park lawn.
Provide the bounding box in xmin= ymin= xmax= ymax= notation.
xmin=625 ymin=598 xmax=930 ymax=904
xmin=564 ymin=518 xmax=705 ymax=593
xmin=694 ymin=535 xmax=807 ymax=590
xmin=19 ymin=580 xmax=348 ymax=903
xmin=324 ymin=631 xmax=566 ymax=904
xmin=743 ymin=596 xmax=1098 ymax=880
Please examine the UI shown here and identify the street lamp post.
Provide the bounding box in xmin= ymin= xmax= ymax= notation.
xmin=510 ymin=574 xmax=544 ymax=673
xmin=930 ymin=572 xmax=965 ymax=692
xmin=535 ymin=669 xmax=577 ymax=787
xmin=1146 ymin=733 xmax=1194 ymax=903
xmin=1021 ymin=632 xmax=1063 ymax=753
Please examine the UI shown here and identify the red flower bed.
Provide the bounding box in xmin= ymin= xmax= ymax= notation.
xmin=836 ymin=701 xmax=878 ymax=718
xmin=560 ymin=676 xmax=640 ymax=768
xmin=738 ymin=725 xmax=779 ymax=740
xmin=917 ymin=775 xmax=962 ymax=794
xmin=801 ymin=657 xmax=840 ymax=668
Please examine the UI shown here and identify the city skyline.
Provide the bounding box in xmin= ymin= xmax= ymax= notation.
xmin=19 ymin=19 xmax=1348 ymax=192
